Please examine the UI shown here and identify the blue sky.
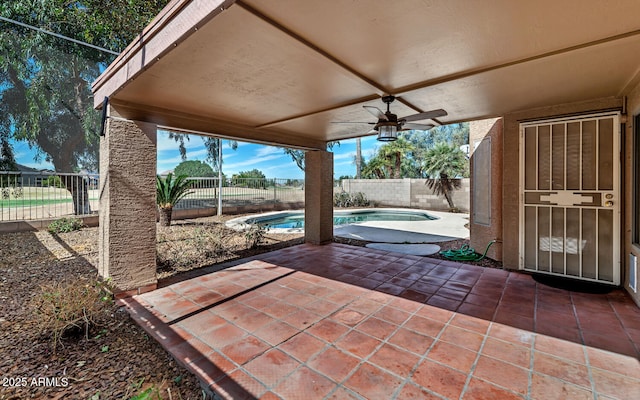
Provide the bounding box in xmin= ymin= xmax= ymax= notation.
xmin=156 ymin=131 xmax=381 ymax=179
xmin=11 ymin=140 xmax=55 ymax=170
xmin=12 ymin=131 xmax=382 ymax=179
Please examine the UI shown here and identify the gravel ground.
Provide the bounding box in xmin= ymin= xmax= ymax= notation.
xmin=0 ymin=215 xmax=302 ymax=400
xmin=0 ymin=214 xmax=500 ymax=399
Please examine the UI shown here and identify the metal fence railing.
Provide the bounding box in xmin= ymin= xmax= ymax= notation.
xmin=175 ymin=177 xmax=305 ymax=210
xmin=0 ymin=172 xmax=305 ymax=222
xmin=0 ymin=171 xmax=98 ymax=222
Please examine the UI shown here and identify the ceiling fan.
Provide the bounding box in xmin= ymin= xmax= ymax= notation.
xmin=334 ymin=95 xmax=447 ymax=141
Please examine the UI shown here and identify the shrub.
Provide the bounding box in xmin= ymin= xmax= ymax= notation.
xmin=31 ymin=278 xmax=112 ymax=350
xmin=333 ymin=191 xmax=351 ymax=207
xmin=333 ymin=191 xmax=370 ymax=207
xmin=42 ymin=175 xmax=65 ymax=188
xmin=244 ymin=223 xmax=266 ymax=249
xmin=48 ymin=217 xmax=84 ymax=233
xmin=156 ymin=224 xmax=231 ymax=272
xmin=192 ymin=227 xmax=226 ymax=258
xmin=351 ymin=192 xmax=370 ymax=207
xmin=0 ymin=174 xmax=23 ymax=199
xmin=11 ymin=186 xmax=23 ymax=198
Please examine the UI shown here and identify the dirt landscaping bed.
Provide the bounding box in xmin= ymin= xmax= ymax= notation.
xmin=0 ymin=215 xmax=302 ymax=399
xmin=0 ymin=214 xmax=499 ymax=399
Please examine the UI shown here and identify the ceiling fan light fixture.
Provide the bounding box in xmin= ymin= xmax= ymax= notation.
xmin=377 ymin=124 xmax=398 ymax=141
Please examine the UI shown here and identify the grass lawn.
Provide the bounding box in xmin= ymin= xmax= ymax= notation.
xmin=0 ymin=186 xmax=99 ymax=208
xmin=0 ymin=198 xmax=74 ymax=207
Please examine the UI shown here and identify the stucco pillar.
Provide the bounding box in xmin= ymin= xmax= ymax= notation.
xmin=99 ymin=106 xmax=157 ymax=296
xmin=305 ymin=150 xmax=333 ymax=245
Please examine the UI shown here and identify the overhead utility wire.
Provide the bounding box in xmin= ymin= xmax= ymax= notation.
xmin=0 ymin=15 xmax=119 ymax=55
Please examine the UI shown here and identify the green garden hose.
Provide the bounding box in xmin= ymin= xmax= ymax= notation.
xmin=439 ymin=239 xmax=498 ymax=262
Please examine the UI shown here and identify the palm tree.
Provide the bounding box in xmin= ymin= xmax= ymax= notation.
xmin=379 ymin=138 xmax=415 ymax=178
xmin=422 ymin=142 xmax=468 ymax=210
xmin=156 ymin=173 xmax=194 ymax=226
xmin=362 ymin=154 xmax=389 ymax=179
xmin=355 ymin=137 xmax=362 ymax=179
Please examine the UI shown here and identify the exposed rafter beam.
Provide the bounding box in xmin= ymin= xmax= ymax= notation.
xmin=248 ymin=15 xmax=640 ymax=130
xmin=394 ymin=28 xmax=640 ymax=96
xmin=109 ymin=100 xmax=327 ymax=150
xmin=255 ymin=94 xmax=380 ymax=129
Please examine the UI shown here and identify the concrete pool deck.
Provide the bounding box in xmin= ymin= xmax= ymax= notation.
xmin=226 ymin=209 xmax=470 ymax=243
xmin=334 ymin=210 xmax=469 ymax=243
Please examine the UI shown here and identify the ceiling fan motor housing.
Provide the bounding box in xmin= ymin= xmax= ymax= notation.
xmin=381 ymin=95 xmax=396 ymax=105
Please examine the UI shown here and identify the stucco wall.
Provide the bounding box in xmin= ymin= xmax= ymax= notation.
xmin=502 ymin=97 xmax=624 ymax=270
xmin=341 ymin=178 xmax=470 ymax=212
xmin=469 ymin=118 xmax=503 ymax=261
xmin=624 ymin=81 xmax=640 ymax=306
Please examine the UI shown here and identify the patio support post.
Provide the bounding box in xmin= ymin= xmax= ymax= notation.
xmin=99 ymin=105 xmax=158 ymax=296
xmin=305 ymin=150 xmax=333 ymax=244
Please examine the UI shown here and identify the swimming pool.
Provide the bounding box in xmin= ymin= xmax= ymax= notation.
xmin=242 ymin=209 xmax=436 ymax=230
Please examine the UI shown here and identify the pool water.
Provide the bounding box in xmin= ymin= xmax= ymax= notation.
xmin=246 ymin=210 xmax=435 ymax=229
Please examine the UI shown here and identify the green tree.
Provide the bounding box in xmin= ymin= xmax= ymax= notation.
xmin=233 ymin=169 xmax=266 ymax=180
xmin=422 ymin=142 xmax=468 ymax=210
xmin=156 ymin=173 xmax=194 ymax=226
xmin=166 ymin=133 xmax=238 ymax=172
xmin=232 ymin=169 xmax=268 ymax=188
xmin=281 ymin=142 xmax=339 ymax=171
xmin=360 ymin=138 xmax=415 ymax=179
xmin=400 ymin=122 xmax=470 ymax=178
xmin=0 ymin=0 xmax=169 ymax=213
xmin=174 ymin=160 xmax=214 ymax=177
xmin=203 ymin=138 xmax=238 ymax=171
xmin=0 ymin=132 xmax=16 ymax=171
xmin=403 ymin=123 xmax=469 ymax=151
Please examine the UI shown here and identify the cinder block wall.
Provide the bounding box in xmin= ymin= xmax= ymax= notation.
xmin=341 ymin=178 xmax=470 ymax=212
xmin=341 ymin=179 xmax=411 ymax=207
xmin=409 ymin=179 xmax=470 ymax=212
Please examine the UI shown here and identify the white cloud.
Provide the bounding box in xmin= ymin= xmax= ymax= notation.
xmin=262 ymin=163 xmax=304 ymax=179
xmin=333 ymin=151 xmax=355 ymax=161
xmin=254 ymin=146 xmax=283 ymax=157
xmin=157 ymin=148 xmax=209 ymax=164
xmin=224 ymin=154 xmax=283 ymax=170
xmin=335 ymin=160 xmax=355 ymax=167
xmin=156 ymin=132 xmax=205 ymax=152
xmin=262 ymin=161 xmax=298 ymax=171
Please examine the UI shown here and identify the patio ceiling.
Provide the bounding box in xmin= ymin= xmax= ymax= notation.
xmin=92 ymin=0 xmax=640 ymax=150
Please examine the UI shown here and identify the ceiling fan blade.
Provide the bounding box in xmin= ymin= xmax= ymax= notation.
xmin=366 ymin=129 xmax=377 ymax=134
xmin=331 ymin=121 xmax=375 ymax=124
xmin=400 ymin=109 xmax=447 ymax=122
xmin=401 ymin=123 xmax=434 ymax=131
xmin=363 ymin=106 xmax=388 ymax=121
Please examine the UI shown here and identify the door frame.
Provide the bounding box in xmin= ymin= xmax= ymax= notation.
xmin=518 ymin=112 xmax=621 ymax=284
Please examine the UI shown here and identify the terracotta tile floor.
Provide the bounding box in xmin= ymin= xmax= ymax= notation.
xmin=122 ymin=243 xmax=640 ymax=399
